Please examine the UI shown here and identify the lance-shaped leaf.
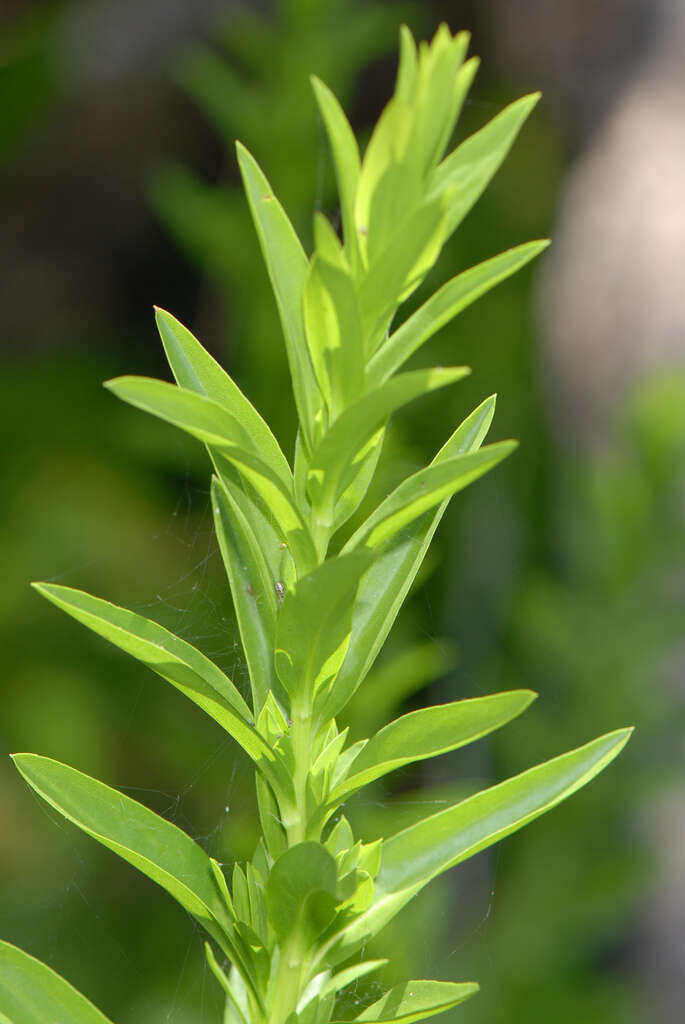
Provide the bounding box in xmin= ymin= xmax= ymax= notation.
xmin=431 ymin=93 xmax=540 ymax=239
xmin=0 ymin=940 xmax=113 ymax=1024
xmin=333 ymin=979 xmax=479 ymax=1023
xmin=329 ymin=729 xmax=632 ymax=961
xmin=328 ymin=690 xmax=535 ymax=805
xmin=310 ymin=76 xmax=361 ymax=264
xmin=212 ymin=477 xmax=281 ymax=713
xmin=154 ymin=306 xmax=292 ymax=482
xmin=321 ymin=960 xmax=388 ymax=1000
xmin=213 ymin=448 xmax=318 ymax=577
xmin=345 ymin=441 xmax=516 ymax=551
xmin=12 ymin=754 xmax=235 ymax=944
xmin=303 ymin=256 xmax=365 ymax=417
xmin=331 ymin=427 xmax=385 ymax=535
xmin=318 ymin=396 xmax=495 ymax=722
xmin=367 ymin=241 xmax=549 ymax=386
xmin=266 ymin=842 xmax=338 ymax=945
xmin=236 ymin=141 xmax=321 ymax=447
xmin=359 ymin=195 xmax=449 ymax=351
xmin=32 ymin=584 xmax=276 ymax=774
xmin=104 ymin=375 xmax=292 ymax=490
xmin=307 ymin=367 xmax=470 ymax=529
xmin=275 ymin=553 xmax=372 ymax=705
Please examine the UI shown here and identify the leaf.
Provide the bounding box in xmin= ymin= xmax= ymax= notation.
xmin=266 ymin=842 xmax=338 ymax=945
xmin=329 ymin=691 xmax=536 ymax=804
xmin=310 ymin=76 xmax=361 ymax=264
xmin=104 ymin=375 xmax=292 ymax=490
xmin=430 ymin=94 xmax=541 ymax=239
xmin=333 ymin=979 xmax=478 ymax=1023
xmin=154 ymin=306 xmax=292 ymax=482
xmin=236 ymin=142 xmax=322 ymax=447
xmin=330 ymin=730 xmax=632 ymax=959
xmin=212 ymin=477 xmax=280 ymax=713
xmin=303 ymin=256 xmax=365 ymax=418
xmin=332 ymin=428 xmax=385 ymax=535
xmin=212 ymin=449 xmax=318 ymax=577
xmin=318 ymin=397 xmax=496 ymax=721
xmin=32 ymin=584 xmax=275 ymax=771
xmin=12 ymin=755 xmax=235 ymax=943
xmin=320 ymin=960 xmax=388 ymax=1000
xmin=274 ymin=553 xmax=372 ymax=705
xmin=359 ymin=196 xmax=448 ymax=351
xmin=307 ymin=367 xmax=470 ymax=529
xmin=345 ymin=441 xmax=516 ymax=551
xmin=367 ymin=241 xmax=549 ymax=385
xmin=205 ymin=944 xmax=249 ymax=1024
xmin=0 ymin=940 xmax=113 ymax=1024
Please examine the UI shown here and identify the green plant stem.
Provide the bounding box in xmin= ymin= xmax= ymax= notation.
xmin=288 ymin=698 xmax=315 ymax=845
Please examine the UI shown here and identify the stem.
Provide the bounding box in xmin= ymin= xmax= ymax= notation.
xmin=287 ymin=698 xmax=314 ymax=845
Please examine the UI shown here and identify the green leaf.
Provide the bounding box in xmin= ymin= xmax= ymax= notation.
xmin=212 ymin=477 xmax=280 ymax=712
xmin=321 ymin=960 xmax=388 ymax=1000
xmin=154 ymin=306 xmax=292 ymax=482
xmin=275 ymin=553 xmax=372 ymax=705
xmin=332 ymin=428 xmax=385 ymax=534
xmin=307 ymin=367 xmax=470 ymax=529
xmin=318 ymin=397 xmax=495 ymax=721
xmin=213 ymin=448 xmax=318 ymax=577
xmin=205 ymin=944 xmax=249 ymax=1024
xmin=376 ymin=728 xmax=632 ymax=895
xmin=334 ymin=979 xmax=478 ymax=1023
xmin=236 ymin=142 xmax=322 ymax=447
xmin=104 ymin=375 xmax=292 ymax=490
xmin=329 ymin=690 xmax=536 ymax=804
xmin=0 ymin=941 xmax=113 ymax=1024
xmin=431 ymin=94 xmax=541 ymax=239
xmin=345 ymin=441 xmax=516 ymax=551
xmin=32 ymin=583 xmax=275 ymax=770
xmin=331 ymin=730 xmax=632 ymax=958
xmin=367 ymin=241 xmax=549 ymax=385
xmin=359 ymin=196 xmax=448 ymax=351
xmin=12 ymin=754 xmax=235 ymax=944
xmin=310 ymin=76 xmax=361 ymax=264
xmin=303 ymin=256 xmax=365 ymax=418
xmin=266 ymin=842 xmax=338 ymax=945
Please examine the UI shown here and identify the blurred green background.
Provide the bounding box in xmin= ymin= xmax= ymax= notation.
xmin=2 ymin=1 xmax=684 ymax=1021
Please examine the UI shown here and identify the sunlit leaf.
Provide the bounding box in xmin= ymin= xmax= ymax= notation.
xmin=0 ymin=941 xmax=113 ymax=1024
xmin=333 ymin=978 xmax=479 ymax=1023
xmin=32 ymin=583 xmax=274 ymax=770
xmin=431 ymin=93 xmax=541 ymax=239
xmin=329 ymin=690 xmax=535 ymax=804
xmin=236 ymin=142 xmax=322 ymax=447
xmin=368 ymin=241 xmax=549 ymax=385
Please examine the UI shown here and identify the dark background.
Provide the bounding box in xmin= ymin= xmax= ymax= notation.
xmin=2 ymin=1 xmax=684 ymax=1021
